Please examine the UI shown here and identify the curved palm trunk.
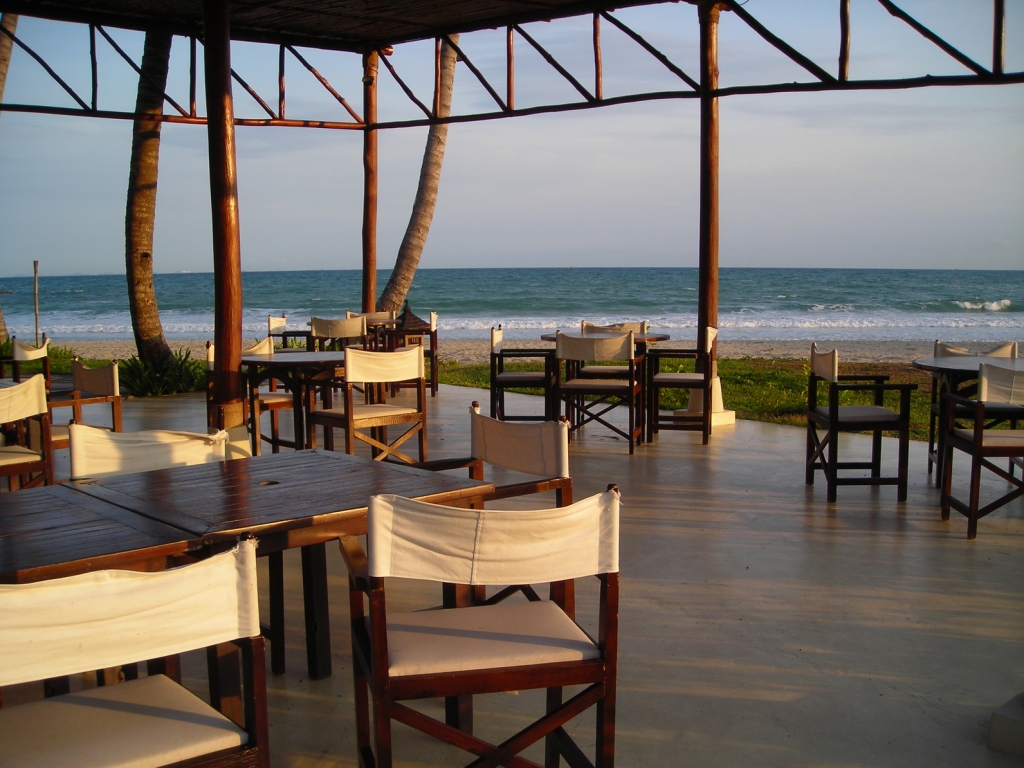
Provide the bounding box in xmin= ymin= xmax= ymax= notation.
xmin=0 ymin=14 xmax=17 ymax=343
xmin=377 ymin=35 xmax=458 ymax=312
xmin=125 ymin=30 xmax=173 ymax=363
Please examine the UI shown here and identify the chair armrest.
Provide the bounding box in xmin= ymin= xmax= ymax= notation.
xmin=402 ymin=456 xmax=481 ymax=473
xmin=837 ymin=374 xmax=890 ymax=383
xmin=648 ymin=348 xmax=699 ymax=359
xmin=944 ymin=392 xmax=977 ymax=409
xmin=339 ymin=535 xmax=369 ymax=591
xmin=50 ymin=395 xmax=118 ymax=409
xmin=835 ymin=382 xmax=916 ymax=392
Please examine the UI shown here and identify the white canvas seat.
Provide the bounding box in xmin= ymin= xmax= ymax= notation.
xmin=0 ymin=540 xmax=269 ymax=768
xmin=556 ymin=330 xmax=643 ymax=453
xmin=69 ymin=423 xmax=232 ymax=479
xmin=340 ymin=488 xmax=620 ymax=768
xmin=942 ymin=364 xmax=1024 ymax=538
xmin=488 ymin=324 xmax=554 ymax=421
xmin=308 ymin=345 xmax=427 ymax=463
xmin=0 ymin=374 xmax=53 ymax=489
xmin=805 ymin=343 xmax=916 ymax=503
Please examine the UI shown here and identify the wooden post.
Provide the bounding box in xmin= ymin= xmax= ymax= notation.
xmin=33 ymin=260 xmax=39 ymax=345
xmin=593 ymin=13 xmax=603 ymax=100
xmin=506 ymin=27 xmax=514 ymax=110
xmin=993 ymin=0 xmax=1005 ymax=75
xmin=839 ymin=0 xmax=850 ymax=81
xmin=697 ymin=2 xmax=720 ymax=371
xmin=203 ymin=0 xmax=244 ymax=429
xmin=362 ymin=50 xmax=378 ymax=313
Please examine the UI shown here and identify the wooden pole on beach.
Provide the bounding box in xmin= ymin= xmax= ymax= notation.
xmin=33 ymin=260 xmax=39 ymax=345
xmin=697 ymin=2 xmax=720 ymax=370
xmin=203 ymin=0 xmax=244 ymax=429
xmin=362 ymin=50 xmax=378 ymax=313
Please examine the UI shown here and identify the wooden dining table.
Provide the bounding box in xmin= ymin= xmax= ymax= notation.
xmin=0 ymin=450 xmax=492 ymax=679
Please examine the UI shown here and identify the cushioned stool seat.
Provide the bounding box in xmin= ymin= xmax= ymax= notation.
xmin=815 ymin=405 xmax=901 ymax=424
xmin=384 ymin=600 xmax=599 ymax=677
xmin=0 ymin=674 xmax=247 ymax=768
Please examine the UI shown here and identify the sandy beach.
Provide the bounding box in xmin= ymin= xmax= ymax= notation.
xmin=55 ymin=337 xmax=987 ymax=365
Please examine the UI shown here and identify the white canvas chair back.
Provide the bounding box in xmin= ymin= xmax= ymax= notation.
xmin=581 ymin=321 xmax=645 ymax=334
xmin=490 ymin=326 xmax=504 ymax=354
xmin=556 ymin=331 xmax=634 ymax=362
xmin=207 ymin=337 xmax=274 ymax=371
xmin=346 ymin=310 xmax=397 ymax=323
xmin=311 ymin=316 xmax=366 ymax=339
xmin=0 ymin=374 xmax=47 ymax=423
xmin=978 ymin=364 xmax=1024 ymax=405
xmin=368 ymin=489 xmax=619 ymax=584
xmin=469 ymin=404 xmax=569 ymax=478
xmin=429 ymin=311 xmax=438 ymax=331
xmin=705 ymin=325 xmax=719 ymax=350
xmin=70 ymin=423 xmax=229 ymax=479
xmin=72 ymin=359 xmax=119 ymax=397
xmin=268 ymin=313 xmax=287 ymax=334
xmin=0 ymin=540 xmax=259 ymax=688
xmin=934 ymin=341 xmax=970 ymax=358
xmin=982 ymin=341 xmax=1018 ymax=359
xmin=810 ymin=343 xmax=839 ymax=382
xmin=12 ymin=337 xmax=50 ymax=361
xmin=345 ymin=346 xmax=424 ymax=384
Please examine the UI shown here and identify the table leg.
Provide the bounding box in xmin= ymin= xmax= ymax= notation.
xmin=301 ymin=543 xmax=332 ymax=679
xmin=292 ymin=376 xmax=306 ymax=451
xmin=269 ymin=551 xmax=286 ymax=675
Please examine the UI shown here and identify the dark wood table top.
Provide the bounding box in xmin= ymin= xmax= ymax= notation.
xmin=540 ymin=332 xmax=671 ymax=343
xmin=0 ymin=484 xmax=200 ymax=584
xmin=71 ymin=450 xmax=492 ymax=542
xmin=912 ymin=357 xmax=1024 ymax=374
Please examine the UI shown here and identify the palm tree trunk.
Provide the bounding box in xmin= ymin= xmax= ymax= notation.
xmin=377 ymin=35 xmax=458 ymax=312
xmin=125 ymin=30 xmax=173 ymax=364
xmin=0 ymin=14 xmax=19 ymax=344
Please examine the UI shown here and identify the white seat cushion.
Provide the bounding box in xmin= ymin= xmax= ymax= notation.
xmin=257 ymin=391 xmax=293 ymax=407
xmin=560 ymin=379 xmax=632 ymax=390
xmin=313 ymin=403 xmax=419 ymax=422
xmin=954 ymin=429 xmax=1024 ymax=448
xmin=383 ymin=600 xmax=599 ymax=677
xmin=0 ymin=445 xmax=42 ymax=467
xmin=0 ymin=674 xmax=247 ymax=768
xmin=653 ymin=372 xmax=704 ymax=386
xmin=815 ymin=405 xmax=900 ymax=425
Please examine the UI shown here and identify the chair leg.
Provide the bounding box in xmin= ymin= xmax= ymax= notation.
xmin=545 ymin=687 xmax=563 ymax=768
xmin=270 ymin=410 xmax=281 ymax=454
xmin=373 ymin=690 xmax=393 ymax=768
xmin=826 ymin=424 xmax=838 ymax=503
xmin=596 ymin=686 xmax=616 ymax=768
xmin=269 ymin=552 xmax=286 ymax=675
xmin=967 ymin=453 xmax=982 ymax=539
xmin=927 ymin=384 xmax=938 ymax=474
xmin=941 ymin=442 xmax=954 ymax=521
xmin=871 ymin=430 xmax=882 ymax=478
xmin=627 ymin=395 xmax=635 ymax=455
xmin=897 ymin=425 xmax=910 ymax=503
xmin=805 ymin=421 xmax=816 ymax=486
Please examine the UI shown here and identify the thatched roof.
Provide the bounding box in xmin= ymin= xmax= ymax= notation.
xmin=7 ymin=0 xmax=672 ymax=52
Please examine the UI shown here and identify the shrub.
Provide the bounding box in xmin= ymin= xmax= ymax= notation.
xmin=118 ymin=349 xmax=205 ymax=397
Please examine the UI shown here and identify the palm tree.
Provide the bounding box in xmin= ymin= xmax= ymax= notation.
xmin=124 ymin=30 xmax=173 ymax=363
xmin=377 ymin=35 xmax=458 ymax=312
xmin=0 ymin=13 xmax=18 ymax=343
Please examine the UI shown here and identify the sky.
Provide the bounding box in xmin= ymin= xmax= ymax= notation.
xmin=0 ymin=0 xmax=1022 ymax=277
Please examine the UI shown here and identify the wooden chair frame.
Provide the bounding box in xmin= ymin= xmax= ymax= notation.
xmin=309 ymin=378 xmax=428 ymax=464
xmin=244 ymin=367 xmax=298 ymax=454
xmin=1 ymin=381 xmax=54 ymax=491
xmin=941 ymin=393 xmax=1024 ymax=539
xmin=645 ymin=346 xmax=713 ymax=445
xmin=340 ymin=531 xmax=618 ymax=768
xmin=556 ymin=352 xmax=643 ymax=454
xmin=48 ymin=359 xmax=123 ymax=451
xmin=805 ymin=372 xmax=915 ymax=503
xmin=490 ymin=326 xmax=556 ymax=422
xmin=8 ymin=335 xmax=51 ymax=391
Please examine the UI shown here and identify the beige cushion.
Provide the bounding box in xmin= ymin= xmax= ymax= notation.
xmin=954 ymin=429 xmax=1024 ymax=448
xmin=383 ymin=601 xmax=599 ymax=677
xmin=0 ymin=444 xmax=42 ymax=467
xmin=815 ymin=405 xmax=900 ymax=425
xmin=653 ymin=372 xmax=705 ymax=386
xmin=580 ymin=364 xmax=628 ymax=373
xmin=257 ymin=391 xmax=293 ymax=407
xmin=51 ymin=423 xmax=70 ymax=443
xmin=313 ymin=403 xmax=419 ymax=422
xmin=560 ymin=378 xmax=631 ymax=390
xmin=495 ymin=371 xmax=545 ymax=384
xmin=0 ymin=674 xmax=247 ymax=768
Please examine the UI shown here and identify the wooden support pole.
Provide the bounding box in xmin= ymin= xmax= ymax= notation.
xmin=89 ymin=24 xmax=97 ymax=110
xmin=594 ymin=13 xmax=603 ymax=100
xmin=203 ymin=0 xmax=244 ymax=428
xmin=189 ymin=37 xmax=197 ymax=117
xmin=697 ymin=2 xmax=720 ymax=370
xmin=839 ymin=0 xmax=850 ymax=81
xmin=433 ymin=37 xmax=441 ymax=117
xmin=506 ymin=26 xmax=515 ymax=110
xmin=278 ymin=44 xmax=285 ymax=118
xmin=993 ymin=0 xmax=1005 ymax=75
xmin=362 ymin=50 xmax=378 ymax=313
xmin=33 ymin=260 xmax=39 ymax=345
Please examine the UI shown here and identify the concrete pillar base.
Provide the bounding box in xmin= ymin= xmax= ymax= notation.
xmin=676 ymin=375 xmax=735 ymax=426
xmin=990 ymin=692 xmax=1024 ymax=758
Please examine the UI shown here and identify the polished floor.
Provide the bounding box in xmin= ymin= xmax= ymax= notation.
xmin=43 ymin=387 xmax=1024 ymax=766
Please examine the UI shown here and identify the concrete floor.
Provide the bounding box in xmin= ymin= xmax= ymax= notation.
xmin=45 ymin=386 xmax=1024 ymax=766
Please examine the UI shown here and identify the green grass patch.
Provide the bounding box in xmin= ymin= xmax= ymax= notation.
xmin=439 ymin=357 xmax=937 ymax=440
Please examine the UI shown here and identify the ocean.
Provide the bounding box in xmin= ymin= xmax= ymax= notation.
xmin=0 ymin=268 xmax=1020 ymax=343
